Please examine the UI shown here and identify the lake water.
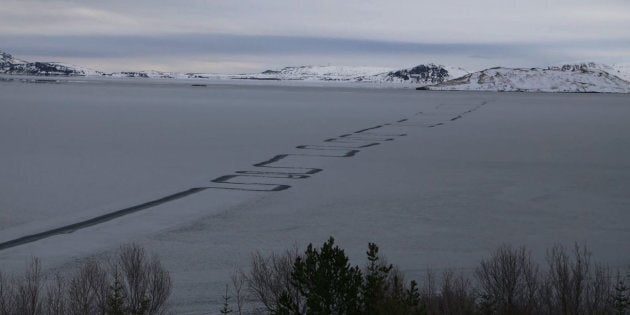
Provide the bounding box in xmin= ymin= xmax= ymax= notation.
xmin=1 ymin=77 xmax=629 ymax=313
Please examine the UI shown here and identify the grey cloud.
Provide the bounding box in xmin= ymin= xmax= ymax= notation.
xmin=1 ymin=0 xmax=628 ymax=72
xmin=0 ymin=33 xmax=538 ymax=59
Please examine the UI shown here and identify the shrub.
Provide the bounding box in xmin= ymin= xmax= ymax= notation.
xmin=0 ymin=244 xmax=171 ymax=315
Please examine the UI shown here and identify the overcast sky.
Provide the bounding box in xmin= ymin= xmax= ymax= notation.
xmin=1 ymin=0 xmax=629 ymax=73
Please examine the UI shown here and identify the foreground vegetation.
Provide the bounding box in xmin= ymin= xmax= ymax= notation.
xmin=0 ymin=240 xmax=627 ymax=314
xmin=0 ymin=244 xmax=171 ymax=315
xmin=224 ymin=238 xmax=629 ymax=315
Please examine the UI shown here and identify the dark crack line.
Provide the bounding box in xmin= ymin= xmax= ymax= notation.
xmin=354 ymin=125 xmax=383 ymax=133
xmin=296 ymin=143 xmax=379 ymax=149
xmin=0 ymin=187 xmax=208 ymax=251
xmin=253 ymin=154 xmax=323 ymax=174
xmin=210 ymin=175 xmax=292 ymax=192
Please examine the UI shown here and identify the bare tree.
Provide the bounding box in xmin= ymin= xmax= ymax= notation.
xmin=14 ymin=258 xmax=43 ymax=315
xmin=44 ymin=273 xmax=66 ymax=315
xmin=0 ymin=244 xmax=171 ymax=315
xmin=116 ymin=243 xmax=172 ymax=315
xmin=475 ymin=245 xmax=539 ymax=314
xmin=438 ymin=270 xmax=475 ymax=315
xmin=66 ymin=260 xmax=108 ymax=315
xmin=118 ymin=244 xmax=150 ymax=313
xmin=584 ymin=264 xmax=611 ymax=315
xmin=245 ymin=246 xmax=304 ymax=314
xmin=144 ymin=256 xmax=172 ymax=315
xmin=231 ymin=270 xmax=247 ymax=315
xmin=0 ymin=271 xmax=15 ymax=315
xmin=543 ymin=243 xmax=613 ymax=315
xmin=420 ymin=270 xmax=439 ymax=314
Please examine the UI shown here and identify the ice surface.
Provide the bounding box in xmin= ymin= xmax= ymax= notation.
xmin=0 ymin=78 xmax=629 ymax=313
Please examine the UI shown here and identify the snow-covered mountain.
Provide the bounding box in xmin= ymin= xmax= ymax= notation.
xmin=547 ymin=62 xmax=630 ymax=81
xmin=558 ymin=62 xmax=630 ymax=82
xmin=237 ymin=65 xmax=393 ymax=81
xmin=1 ymin=51 xmax=26 ymax=69
xmin=368 ymin=64 xmax=469 ymax=84
xmin=0 ymin=51 xmax=101 ymax=76
xmin=424 ymin=66 xmax=630 ymax=93
xmin=3 ymin=50 xmax=630 ymax=92
xmin=610 ymin=63 xmax=630 ymax=82
xmin=106 ymin=70 xmax=185 ymax=79
xmin=0 ymin=55 xmax=468 ymax=85
xmin=243 ymin=64 xmax=469 ymax=85
xmin=0 ymin=51 xmax=199 ymax=78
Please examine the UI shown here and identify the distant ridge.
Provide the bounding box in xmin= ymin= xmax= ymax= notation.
xmin=372 ymin=64 xmax=469 ymax=84
xmin=1 ymin=50 xmax=629 ymax=93
xmin=0 ymin=50 xmax=468 ymax=85
xmin=424 ymin=65 xmax=630 ymax=93
xmin=0 ymin=51 xmax=100 ymax=76
xmin=237 ymin=64 xmax=468 ymax=85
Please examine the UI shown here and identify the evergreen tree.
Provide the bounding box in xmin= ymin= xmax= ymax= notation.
xmin=477 ymin=293 xmax=496 ymax=315
xmin=220 ymin=284 xmax=233 ymax=314
xmin=612 ymin=272 xmax=629 ymax=315
xmin=128 ymin=298 xmax=150 ymax=315
xmin=106 ymin=268 xmax=127 ymax=315
xmin=363 ymin=242 xmax=392 ymax=314
xmin=405 ymin=280 xmax=421 ymax=310
xmin=291 ymin=237 xmax=363 ymax=315
xmin=274 ymin=291 xmax=300 ymax=315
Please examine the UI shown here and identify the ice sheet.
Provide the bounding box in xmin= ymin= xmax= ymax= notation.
xmin=0 ymin=80 xmax=629 ymax=313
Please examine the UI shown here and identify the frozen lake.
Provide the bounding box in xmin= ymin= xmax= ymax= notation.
xmin=1 ymin=78 xmax=629 ymax=313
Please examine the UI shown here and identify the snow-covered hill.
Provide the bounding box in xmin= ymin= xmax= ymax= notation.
xmin=549 ymin=62 xmax=630 ymax=82
xmin=367 ymin=64 xmax=469 ymax=84
xmin=1 ymin=51 xmax=27 ymax=69
xmin=0 ymin=55 xmax=468 ymax=85
xmin=425 ymin=66 xmax=630 ymax=93
xmin=2 ymin=50 xmax=629 ymax=92
xmin=237 ymin=65 xmax=393 ymax=81
xmin=0 ymin=51 xmax=101 ymax=76
xmin=0 ymin=51 xmax=195 ymax=78
xmin=106 ymin=70 xmax=185 ymax=79
xmin=604 ymin=63 xmax=630 ymax=82
xmin=243 ymin=64 xmax=469 ymax=85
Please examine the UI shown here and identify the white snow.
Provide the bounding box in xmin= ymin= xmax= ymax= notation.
xmin=0 ymin=79 xmax=629 ymax=313
xmin=252 ymin=64 xmax=471 ymax=84
xmin=0 ymin=52 xmax=26 ymax=65
xmin=47 ymin=62 xmax=103 ymax=76
xmin=106 ymin=70 xmax=181 ymax=79
xmin=443 ymin=66 xmax=470 ymax=79
xmin=428 ymin=66 xmax=630 ymax=93
xmin=610 ymin=63 xmax=630 ymax=82
xmin=550 ymin=62 xmax=630 ymax=82
xmin=241 ymin=65 xmax=394 ymax=81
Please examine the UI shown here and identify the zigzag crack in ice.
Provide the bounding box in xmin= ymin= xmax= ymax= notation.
xmin=0 ymin=100 xmax=488 ymax=251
